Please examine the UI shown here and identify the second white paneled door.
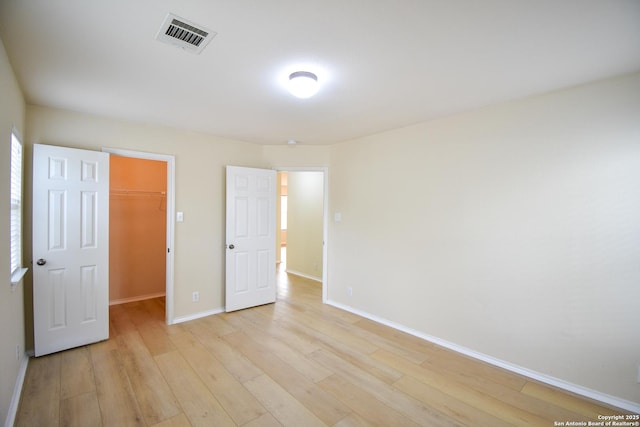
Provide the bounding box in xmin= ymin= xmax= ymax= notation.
xmin=225 ymin=166 xmax=276 ymax=312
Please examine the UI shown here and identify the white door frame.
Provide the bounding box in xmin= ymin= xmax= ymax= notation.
xmin=102 ymin=148 xmax=176 ymax=324
xmin=274 ymin=167 xmax=328 ymax=303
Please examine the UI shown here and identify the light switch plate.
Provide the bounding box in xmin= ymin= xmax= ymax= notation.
xmin=176 ymin=211 xmax=184 ymax=222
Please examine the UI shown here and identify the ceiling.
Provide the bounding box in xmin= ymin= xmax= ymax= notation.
xmin=1 ymin=0 xmax=639 ymax=145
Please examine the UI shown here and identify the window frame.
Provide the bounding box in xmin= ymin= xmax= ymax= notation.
xmin=10 ymin=130 xmax=27 ymax=287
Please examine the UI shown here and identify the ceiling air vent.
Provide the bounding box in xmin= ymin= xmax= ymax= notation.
xmin=155 ymin=13 xmax=216 ymax=54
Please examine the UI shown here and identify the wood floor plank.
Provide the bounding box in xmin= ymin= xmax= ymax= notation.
xmin=371 ymin=348 xmax=550 ymax=426
xmin=333 ymin=412 xmax=376 ymax=427
xmin=60 ymin=346 xmax=95 ymax=400
xmin=90 ymin=345 xmax=145 ymax=427
xmin=16 ymin=353 xmax=61 ymax=427
xmin=109 ymin=311 xmax=120 ymax=339
xmin=150 ymin=413 xmax=192 ymax=427
xmin=196 ymin=311 xmax=238 ymax=336
xmin=223 ymin=330 xmax=351 ymax=425
xmin=278 ymin=283 xmax=362 ymax=325
xmin=109 ymin=304 xmax=139 ymax=336
xmin=311 ymin=348 xmax=465 ymax=427
xmin=354 ymin=318 xmax=440 ymax=357
xmin=420 ymin=353 xmax=590 ymax=422
xmin=284 ymin=318 xmax=403 ymax=385
xmin=256 ymin=296 xmax=302 ymax=320
xmin=313 ymin=302 xmax=364 ymax=325
xmin=183 ymin=320 xmax=264 ymax=383
xmin=350 ymin=318 xmax=439 ymax=365
xmin=240 ymin=309 xmax=322 ymax=356
xmin=520 ymin=381 xmax=616 ymax=418
xmin=242 ymin=412 xmax=284 ymax=427
xmin=318 ymin=374 xmax=420 ymax=427
xmin=222 ymin=312 xmax=333 ymax=383
xmin=116 ymin=330 xmax=181 ymax=424
xmin=345 ymin=323 xmax=431 ymax=365
xmin=137 ymin=322 xmax=177 ymax=356
xmin=260 ymin=290 xmax=377 ymax=354
xmin=284 ymin=307 xmax=379 ymax=355
xmin=423 ymin=346 xmax=528 ymax=392
xmin=139 ymin=300 xmax=186 ymax=337
xmin=243 ymin=374 xmax=326 ymax=427
xmin=155 ymin=350 xmax=236 ymax=427
xmin=169 ymin=331 xmax=269 ymax=425
xmin=124 ymin=301 xmax=155 ymax=327
xmin=393 ymin=375 xmax=513 ymax=427
xmin=60 ymin=391 xmax=102 ymax=427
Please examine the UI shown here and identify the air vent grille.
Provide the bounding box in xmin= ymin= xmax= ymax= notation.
xmin=156 ymin=13 xmax=216 ymax=54
xmin=166 ymin=19 xmax=207 ymax=47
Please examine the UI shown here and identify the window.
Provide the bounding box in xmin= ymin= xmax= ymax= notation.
xmin=10 ymin=131 xmax=26 ymax=285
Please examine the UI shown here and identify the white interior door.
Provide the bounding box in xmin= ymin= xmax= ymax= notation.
xmin=226 ymin=166 xmax=276 ymax=312
xmin=33 ymin=144 xmax=110 ymax=356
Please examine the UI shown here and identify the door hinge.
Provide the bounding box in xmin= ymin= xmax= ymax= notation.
xmin=167 ymin=248 xmax=171 ymax=253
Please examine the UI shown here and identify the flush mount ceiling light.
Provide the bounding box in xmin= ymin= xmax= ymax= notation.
xmin=288 ymin=71 xmax=319 ymax=98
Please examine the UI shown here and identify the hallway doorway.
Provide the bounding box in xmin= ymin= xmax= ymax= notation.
xmin=276 ymin=168 xmax=328 ymax=302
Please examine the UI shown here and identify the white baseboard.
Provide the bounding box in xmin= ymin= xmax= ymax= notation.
xmin=5 ymin=354 xmax=29 ymax=427
xmin=109 ymin=292 xmax=166 ymax=306
xmin=285 ymin=269 xmax=322 ymax=283
xmin=326 ymin=299 xmax=640 ymax=414
xmin=172 ymin=307 xmax=225 ymax=324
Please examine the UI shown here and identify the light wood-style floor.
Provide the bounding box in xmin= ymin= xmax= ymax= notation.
xmin=16 ymin=267 xmax=626 ymax=426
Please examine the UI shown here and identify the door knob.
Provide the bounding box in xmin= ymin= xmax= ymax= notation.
xmin=36 ymin=258 xmax=47 ymax=266
xmin=228 ymin=244 xmax=235 ymax=249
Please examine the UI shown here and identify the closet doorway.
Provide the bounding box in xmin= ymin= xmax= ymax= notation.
xmin=104 ymin=148 xmax=176 ymax=324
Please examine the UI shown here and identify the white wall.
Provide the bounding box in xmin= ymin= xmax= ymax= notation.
xmin=328 ymin=72 xmax=640 ymax=404
xmin=24 ymin=105 xmax=266 ymax=337
xmin=286 ymin=171 xmax=324 ymax=280
xmin=0 ymin=38 xmax=26 ymax=426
